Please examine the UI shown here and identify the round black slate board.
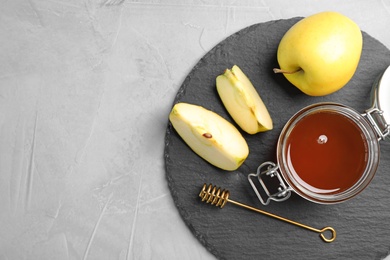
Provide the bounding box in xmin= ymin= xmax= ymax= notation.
xmin=164 ymin=17 xmax=390 ymax=260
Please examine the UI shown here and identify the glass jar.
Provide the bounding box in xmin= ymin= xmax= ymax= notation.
xmin=249 ymin=66 xmax=390 ymax=205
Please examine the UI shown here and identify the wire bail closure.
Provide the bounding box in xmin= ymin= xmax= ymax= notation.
xmin=248 ymin=162 xmax=291 ymax=205
xmin=363 ymin=107 xmax=389 ymax=141
xmin=367 ymin=64 xmax=390 ymax=142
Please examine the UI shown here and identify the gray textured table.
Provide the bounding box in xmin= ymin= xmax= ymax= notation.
xmin=3 ymin=1 xmax=390 ymax=259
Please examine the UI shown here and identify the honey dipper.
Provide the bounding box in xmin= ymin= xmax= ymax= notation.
xmin=199 ymin=183 xmax=336 ymax=243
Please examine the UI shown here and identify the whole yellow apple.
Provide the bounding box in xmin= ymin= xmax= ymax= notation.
xmin=274 ymin=11 xmax=363 ymax=96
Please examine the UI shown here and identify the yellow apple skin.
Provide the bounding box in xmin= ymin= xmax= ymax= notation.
xmin=276 ymin=11 xmax=363 ymax=96
xmin=169 ymin=102 xmax=249 ymax=171
xmin=216 ymin=65 xmax=273 ymax=134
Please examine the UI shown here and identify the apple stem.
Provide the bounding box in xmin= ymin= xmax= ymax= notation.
xmin=273 ymin=68 xmax=302 ymax=74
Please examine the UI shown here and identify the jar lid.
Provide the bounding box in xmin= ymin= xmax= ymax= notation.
xmin=370 ymin=65 xmax=390 ymax=142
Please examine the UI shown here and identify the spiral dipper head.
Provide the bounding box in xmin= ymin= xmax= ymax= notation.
xmin=199 ymin=183 xmax=230 ymax=208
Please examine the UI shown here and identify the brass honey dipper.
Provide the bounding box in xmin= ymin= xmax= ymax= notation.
xmin=199 ymin=183 xmax=336 ymax=243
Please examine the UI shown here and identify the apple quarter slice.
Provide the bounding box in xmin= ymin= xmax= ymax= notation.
xmin=169 ymin=102 xmax=249 ymax=171
xmin=216 ymin=65 xmax=273 ymax=134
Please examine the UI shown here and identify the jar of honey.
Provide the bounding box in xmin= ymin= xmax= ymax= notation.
xmin=249 ymin=66 xmax=390 ymax=205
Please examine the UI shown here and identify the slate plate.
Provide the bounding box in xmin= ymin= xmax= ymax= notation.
xmin=164 ymin=17 xmax=390 ymax=260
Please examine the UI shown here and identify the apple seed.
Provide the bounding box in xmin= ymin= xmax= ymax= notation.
xmin=203 ymin=133 xmax=212 ymax=138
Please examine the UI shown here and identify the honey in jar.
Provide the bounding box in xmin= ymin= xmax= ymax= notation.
xmin=285 ymin=110 xmax=368 ymax=195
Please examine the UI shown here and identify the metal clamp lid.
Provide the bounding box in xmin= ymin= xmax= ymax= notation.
xmin=248 ymin=162 xmax=291 ymax=205
xmin=368 ymin=65 xmax=390 ymax=142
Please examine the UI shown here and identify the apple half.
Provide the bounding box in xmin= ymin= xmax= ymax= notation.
xmin=169 ymin=102 xmax=249 ymax=171
xmin=216 ymin=65 xmax=273 ymax=134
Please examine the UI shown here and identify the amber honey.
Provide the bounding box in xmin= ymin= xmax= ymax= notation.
xmin=284 ymin=110 xmax=369 ymax=195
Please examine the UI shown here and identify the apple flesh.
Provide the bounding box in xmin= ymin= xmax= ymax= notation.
xmin=169 ymin=102 xmax=249 ymax=171
xmin=216 ymin=65 xmax=273 ymax=134
xmin=274 ymin=11 xmax=363 ymax=96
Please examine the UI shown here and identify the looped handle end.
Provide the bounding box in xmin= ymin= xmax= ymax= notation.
xmin=319 ymin=226 xmax=336 ymax=243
